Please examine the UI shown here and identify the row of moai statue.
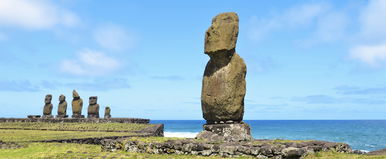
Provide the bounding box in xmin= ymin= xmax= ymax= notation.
xmin=42 ymin=90 xmax=111 ymax=119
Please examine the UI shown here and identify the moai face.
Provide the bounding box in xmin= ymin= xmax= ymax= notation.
xmin=45 ymin=94 xmax=52 ymax=104
xmin=89 ymin=96 xmax=97 ymax=105
xmin=59 ymin=95 xmax=65 ymax=102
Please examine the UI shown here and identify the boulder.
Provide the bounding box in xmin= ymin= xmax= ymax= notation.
xmin=196 ymin=122 xmax=252 ymax=142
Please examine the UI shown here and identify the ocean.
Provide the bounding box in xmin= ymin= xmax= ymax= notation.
xmin=151 ymin=120 xmax=386 ymax=151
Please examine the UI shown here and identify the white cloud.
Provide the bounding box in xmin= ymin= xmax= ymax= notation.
xmin=359 ymin=0 xmax=386 ymax=41
xmin=299 ymin=11 xmax=349 ymax=47
xmin=94 ymin=24 xmax=135 ymax=51
xmin=60 ymin=49 xmax=121 ymax=76
xmin=349 ymin=0 xmax=386 ymax=67
xmin=0 ymin=0 xmax=80 ymax=29
xmin=249 ymin=3 xmax=329 ymax=41
xmin=350 ymin=43 xmax=386 ymax=67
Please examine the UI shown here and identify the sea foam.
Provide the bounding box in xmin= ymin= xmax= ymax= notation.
xmin=164 ymin=132 xmax=198 ymax=138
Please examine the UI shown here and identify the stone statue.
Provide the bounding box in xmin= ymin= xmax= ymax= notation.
xmin=56 ymin=95 xmax=68 ymax=118
xmin=197 ymin=12 xmax=252 ymax=142
xmin=201 ymin=12 xmax=246 ymax=124
xmin=71 ymin=90 xmax=84 ymax=118
xmin=87 ymin=96 xmax=100 ymax=118
xmin=104 ymin=106 xmax=111 ymax=118
xmin=42 ymin=94 xmax=53 ymax=118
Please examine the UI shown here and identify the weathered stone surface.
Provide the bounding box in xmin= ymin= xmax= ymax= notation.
xmin=104 ymin=106 xmax=111 ymax=118
xmin=204 ymin=12 xmax=239 ymax=53
xmin=102 ymin=138 xmax=352 ymax=158
xmin=27 ymin=115 xmax=41 ymax=119
xmin=56 ymin=94 xmax=68 ymax=118
xmin=87 ymin=96 xmax=100 ymax=118
xmin=201 ymin=12 xmax=246 ymax=123
xmin=71 ymin=90 xmax=84 ymax=118
xmin=196 ymin=122 xmax=252 ymax=142
xmin=42 ymin=94 xmax=53 ymax=118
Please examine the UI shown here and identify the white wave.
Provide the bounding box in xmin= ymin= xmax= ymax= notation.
xmin=358 ymin=150 xmax=370 ymax=153
xmin=164 ymin=132 xmax=198 ymax=138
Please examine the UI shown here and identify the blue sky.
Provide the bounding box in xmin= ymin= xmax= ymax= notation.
xmin=1 ymin=0 xmax=386 ymax=119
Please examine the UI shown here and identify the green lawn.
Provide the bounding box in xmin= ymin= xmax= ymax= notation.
xmin=304 ymin=151 xmax=386 ymax=159
xmin=0 ymin=122 xmax=150 ymax=132
xmin=0 ymin=142 xmax=256 ymax=159
xmin=0 ymin=129 xmax=135 ymax=142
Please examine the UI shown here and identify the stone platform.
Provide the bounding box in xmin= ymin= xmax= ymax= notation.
xmin=102 ymin=138 xmax=352 ymax=158
xmin=0 ymin=118 xmax=149 ymax=124
xmin=196 ymin=122 xmax=252 ymax=142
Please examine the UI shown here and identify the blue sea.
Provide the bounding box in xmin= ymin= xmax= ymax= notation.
xmin=151 ymin=120 xmax=386 ymax=151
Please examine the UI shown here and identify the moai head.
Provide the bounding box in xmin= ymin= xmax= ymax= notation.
xmin=73 ymin=90 xmax=80 ymax=99
xmin=45 ymin=94 xmax=52 ymax=104
xmin=204 ymin=12 xmax=239 ymax=55
xmin=105 ymin=107 xmax=111 ymax=113
xmin=89 ymin=96 xmax=97 ymax=105
xmin=59 ymin=95 xmax=65 ymax=103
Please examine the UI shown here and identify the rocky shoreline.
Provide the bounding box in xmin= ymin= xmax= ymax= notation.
xmin=101 ymin=138 xmax=352 ymax=158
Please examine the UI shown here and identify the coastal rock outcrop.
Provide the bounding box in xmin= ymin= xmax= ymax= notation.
xmin=56 ymin=95 xmax=68 ymax=118
xmin=198 ymin=12 xmax=251 ymax=142
xmin=71 ymin=90 xmax=84 ymax=118
xmin=87 ymin=96 xmax=100 ymax=118
xmin=42 ymin=94 xmax=53 ymax=118
xmin=104 ymin=106 xmax=111 ymax=118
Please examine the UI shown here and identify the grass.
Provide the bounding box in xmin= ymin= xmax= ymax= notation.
xmin=0 ymin=122 xmax=150 ymax=132
xmin=0 ymin=142 xmax=256 ymax=159
xmin=0 ymin=129 xmax=135 ymax=142
xmin=304 ymin=151 xmax=386 ymax=159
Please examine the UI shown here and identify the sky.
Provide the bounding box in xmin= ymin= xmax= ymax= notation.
xmin=1 ymin=0 xmax=386 ymax=120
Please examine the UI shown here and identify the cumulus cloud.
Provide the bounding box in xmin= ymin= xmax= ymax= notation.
xmin=359 ymin=0 xmax=386 ymax=40
xmin=349 ymin=0 xmax=386 ymax=67
xmin=60 ymin=49 xmax=121 ymax=76
xmin=350 ymin=43 xmax=386 ymax=67
xmin=249 ymin=3 xmax=329 ymax=41
xmin=0 ymin=0 xmax=80 ymax=29
xmin=94 ymin=24 xmax=135 ymax=51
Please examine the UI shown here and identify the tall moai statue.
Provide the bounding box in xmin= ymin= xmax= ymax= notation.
xmin=71 ymin=90 xmax=84 ymax=118
xmin=56 ymin=95 xmax=68 ymax=118
xmin=196 ymin=12 xmax=252 ymax=142
xmin=104 ymin=106 xmax=111 ymax=119
xmin=42 ymin=94 xmax=53 ymax=118
xmin=87 ymin=96 xmax=100 ymax=118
